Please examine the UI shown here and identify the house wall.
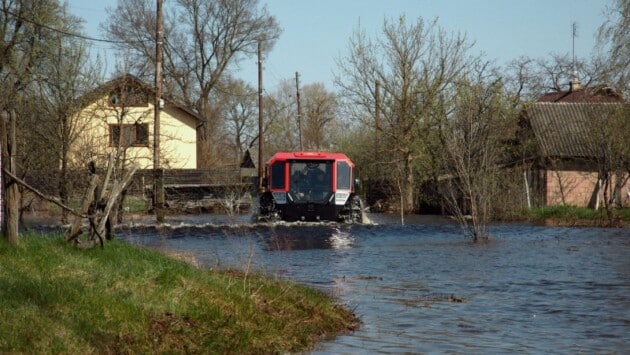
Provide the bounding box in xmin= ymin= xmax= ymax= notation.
xmin=70 ymin=97 xmax=197 ymax=170
xmin=159 ymin=105 xmax=197 ymax=169
xmin=545 ymin=170 xmax=630 ymax=207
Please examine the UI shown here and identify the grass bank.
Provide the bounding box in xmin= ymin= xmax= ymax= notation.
xmin=524 ymin=205 xmax=630 ymax=227
xmin=0 ymin=234 xmax=358 ymax=354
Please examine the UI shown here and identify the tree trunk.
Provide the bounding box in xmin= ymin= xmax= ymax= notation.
xmin=59 ymin=115 xmax=70 ymax=224
xmin=66 ymin=172 xmax=100 ymax=242
xmin=95 ymin=165 xmax=138 ymax=238
xmin=403 ymin=152 xmax=415 ymax=213
xmin=196 ymin=97 xmax=210 ymax=168
xmin=60 ymin=150 xmax=69 ymax=224
xmin=196 ymin=129 xmax=210 ymax=168
xmin=5 ymin=180 xmax=19 ymax=245
xmin=1 ymin=111 xmax=19 ymax=245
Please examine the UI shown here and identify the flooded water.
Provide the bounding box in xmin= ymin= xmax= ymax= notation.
xmin=110 ymin=213 xmax=630 ymax=353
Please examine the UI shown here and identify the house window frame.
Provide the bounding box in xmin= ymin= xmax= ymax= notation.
xmin=109 ymin=123 xmax=150 ymax=147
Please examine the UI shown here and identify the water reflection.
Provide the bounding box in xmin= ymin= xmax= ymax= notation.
xmin=264 ymin=225 xmax=356 ymax=251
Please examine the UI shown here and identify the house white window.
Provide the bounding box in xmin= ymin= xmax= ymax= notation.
xmin=110 ymin=123 xmax=149 ymax=147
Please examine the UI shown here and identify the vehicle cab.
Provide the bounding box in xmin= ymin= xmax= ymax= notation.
xmin=259 ymin=152 xmax=362 ymax=223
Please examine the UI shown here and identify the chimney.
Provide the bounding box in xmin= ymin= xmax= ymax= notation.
xmin=569 ymin=70 xmax=582 ymax=92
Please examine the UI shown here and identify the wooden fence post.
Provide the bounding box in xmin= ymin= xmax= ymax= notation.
xmin=0 ymin=111 xmax=4 ymax=234
xmin=155 ymin=168 xmax=165 ymax=222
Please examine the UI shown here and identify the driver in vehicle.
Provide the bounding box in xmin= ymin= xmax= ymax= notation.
xmin=307 ymin=166 xmax=328 ymax=200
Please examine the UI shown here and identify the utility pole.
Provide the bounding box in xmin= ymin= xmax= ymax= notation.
xmin=295 ymin=71 xmax=303 ymax=150
xmin=257 ymin=40 xmax=264 ymax=192
xmin=375 ymin=80 xmax=380 ymax=155
xmin=154 ymin=0 xmax=165 ymax=222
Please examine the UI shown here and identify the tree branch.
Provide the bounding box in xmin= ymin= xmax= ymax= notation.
xmin=2 ymin=167 xmax=91 ymax=218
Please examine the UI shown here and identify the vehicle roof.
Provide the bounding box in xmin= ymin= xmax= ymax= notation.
xmin=267 ymin=151 xmax=354 ymax=165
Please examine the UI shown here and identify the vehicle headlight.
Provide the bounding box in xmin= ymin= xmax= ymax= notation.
xmin=272 ymin=192 xmax=287 ymax=204
xmin=334 ymin=192 xmax=349 ymax=205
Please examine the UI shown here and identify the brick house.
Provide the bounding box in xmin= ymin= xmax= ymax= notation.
xmin=519 ymin=82 xmax=629 ymax=208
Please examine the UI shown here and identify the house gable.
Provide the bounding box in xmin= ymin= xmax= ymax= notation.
xmin=72 ymin=75 xmax=202 ymax=170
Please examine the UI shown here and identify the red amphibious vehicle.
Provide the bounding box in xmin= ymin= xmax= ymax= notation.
xmin=258 ymin=152 xmax=363 ymax=223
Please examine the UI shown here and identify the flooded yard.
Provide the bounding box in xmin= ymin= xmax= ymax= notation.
xmin=83 ymin=213 xmax=630 ymax=352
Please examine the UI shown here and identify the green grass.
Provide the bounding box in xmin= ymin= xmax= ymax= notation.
xmin=616 ymin=208 xmax=630 ymax=220
xmin=526 ymin=205 xmax=630 ymax=223
xmin=122 ymin=196 xmax=149 ymax=213
xmin=0 ymin=234 xmax=358 ymax=354
xmin=529 ymin=205 xmax=601 ymax=220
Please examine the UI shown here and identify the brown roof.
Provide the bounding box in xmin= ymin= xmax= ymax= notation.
xmin=525 ymin=103 xmax=626 ymax=158
xmin=538 ymin=85 xmax=623 ymax=103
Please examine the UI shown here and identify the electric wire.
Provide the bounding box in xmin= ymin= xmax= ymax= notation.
xmin=2 ymin=8 xmax=148 ymax=45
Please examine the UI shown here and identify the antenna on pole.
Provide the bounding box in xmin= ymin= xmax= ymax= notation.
xmin=572 ymin=22 xmax=577 ymax=75
xmin=570 ymin=22 xmax=581 ymax=91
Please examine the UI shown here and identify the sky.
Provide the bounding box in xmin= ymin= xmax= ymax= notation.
xmin=66 ymin=0 xmax=612 ymax=93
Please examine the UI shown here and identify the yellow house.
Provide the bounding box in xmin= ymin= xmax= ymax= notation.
xmin=71 ymin=74 xmax=201 ymax=170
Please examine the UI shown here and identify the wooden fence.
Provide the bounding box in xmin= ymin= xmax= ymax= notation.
xmin=24 ymin=167 xmax=256 ymax=198
xmin=130 ymin=168 xmax=255 ymax=191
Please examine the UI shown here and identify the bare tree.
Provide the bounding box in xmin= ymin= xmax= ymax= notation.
xmin=596 ymin=0 xmax=629 ymax=97
xmin=585 ymin=104 xmax=630 ymax=224
xmin=301 ymin=83 xmax=338 ymax=150
xmin=257 ymin=79 xmax=339 ymax=154
xmin=218 ymin=78 xmax=257 ymax=165
xmin=103 ymin=0 xmax=281 ymax=167
xmin=438 ymin=66 xmax=516 ymax=242
xmin=262 ymin=79 xmax=299 ymax=153
xmin=335 ymin=16 xmax=476 ymax=213
xmin=0 ymin=0 xmax=80 ymax=243
xmin=503 ymin=54 xmax=602 ymax=104
xmin=26 ymin=11 xmax=104 ymax=223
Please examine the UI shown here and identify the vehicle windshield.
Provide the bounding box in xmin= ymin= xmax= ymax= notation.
xmin=289 ymin=160 xmax=332 ymax=202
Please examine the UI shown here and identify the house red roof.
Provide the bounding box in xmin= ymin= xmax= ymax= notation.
xmin=538 ymin=85 xmax=623 ymax=103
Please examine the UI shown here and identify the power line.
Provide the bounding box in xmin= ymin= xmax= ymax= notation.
xmin=3 ymin=8 xmax=147 ymax=45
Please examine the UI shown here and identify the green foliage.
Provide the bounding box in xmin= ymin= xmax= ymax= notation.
xmin=0 ymin=234 xmax=357 ymax=353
